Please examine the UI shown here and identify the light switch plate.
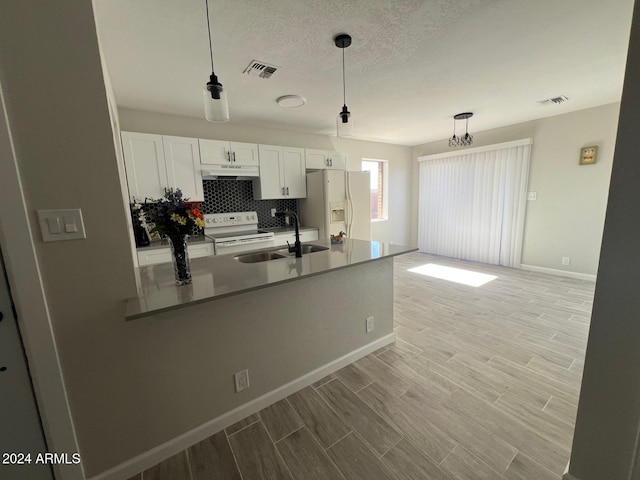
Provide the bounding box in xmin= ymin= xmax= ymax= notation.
xmin=37 ymin=209 xmax=86 ymax=242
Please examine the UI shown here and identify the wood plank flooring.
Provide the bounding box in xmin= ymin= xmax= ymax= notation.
xmin=131 ymin=252 xmax=592 ymax=480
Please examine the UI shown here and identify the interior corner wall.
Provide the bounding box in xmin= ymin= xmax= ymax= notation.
xmin=0 ymin=0 xmax=139 ymax=476
xmin=569 ymin=0 xmax=640 ymax=477
xmin=410 ymin=103 xmax=620 ymax=276
xmin=118 ymin=108 xmax=413 ymax=246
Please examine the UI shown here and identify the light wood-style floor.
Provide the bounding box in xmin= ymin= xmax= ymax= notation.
xmin=129 ymin=252 xmax=593 ymax=480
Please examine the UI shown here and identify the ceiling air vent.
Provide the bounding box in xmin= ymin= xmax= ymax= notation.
xmin=243 ymin=60 xmax=280 ymax=79
xmin=539 ymin=95 xmax=569 ymax=105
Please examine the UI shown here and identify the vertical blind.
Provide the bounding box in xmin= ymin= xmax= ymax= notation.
xmin=417 ymin=139 xmax=532 ymax=267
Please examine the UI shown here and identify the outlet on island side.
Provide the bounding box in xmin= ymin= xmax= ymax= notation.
xmin=562 ymin=256 xmax=571 ymax=266
xmin=234 ymin=369 xmax=250 ymax=393
xmin=366 ymin=316 xmax=374 ymax=333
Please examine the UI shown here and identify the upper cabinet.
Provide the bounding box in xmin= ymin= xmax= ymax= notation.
xmin=162 ymin=136 xmax=203 ymax=201
xmin=199 ymin=139 xmax=259 ymax=166
xmin=305 ymin=149 xmax=347 ymax=170
xmin=253 ymin=145 xmax=306 ymax=199
xmin=121 ymin=132 xmax=203 ymax=202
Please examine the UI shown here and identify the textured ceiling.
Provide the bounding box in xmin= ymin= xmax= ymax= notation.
xmin=93 ymin=0 xmax=634 ymax=146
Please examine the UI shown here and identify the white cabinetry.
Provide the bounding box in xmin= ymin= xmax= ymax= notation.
xmin=137 ymin=242 xmax=214 ymax=266
xmin=253 ymin=145 xmax=306 ymax=199
xmin=121 ymin=132 xmax=203 ymax=201
xmin=199 ymin=139 xmax=259 ymax=166
xmin=162 ymin=136 xmax=203 ymax=201
xmin=305 ymin=149 xmax=347 ymax=170
xmin=273 ymin=229 xmax=319 ymax=247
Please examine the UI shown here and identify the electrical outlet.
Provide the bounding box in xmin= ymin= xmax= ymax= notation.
xmin=366 ymin=316 xmax=374 ymax=333
xmin=234 ymin=369 xmax=249 ymax=392
xmin=527 ymin=191 xmax=538 ymax=201
xmin=271 ymin=208 xmax=276 ymax=217
xmin=285 ymin=216 xmax=290 ymax=225
xmin=562 ymin=256 xmax=571 ymax=266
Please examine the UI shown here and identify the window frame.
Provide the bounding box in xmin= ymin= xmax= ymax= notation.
xmin=361 ymin=159 xmax=389 ymax=222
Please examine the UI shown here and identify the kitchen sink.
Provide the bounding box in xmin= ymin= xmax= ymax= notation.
xmin=278 ymin=244 xmax=329 ymax=255
xmin=235 ymin=244 xmax=330 ymax=263
xmin=234 ymin=251 xmax=288 ymax=263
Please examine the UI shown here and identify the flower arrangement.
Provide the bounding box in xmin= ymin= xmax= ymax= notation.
xmin=140 ymin=188 xmax=204 ymax=238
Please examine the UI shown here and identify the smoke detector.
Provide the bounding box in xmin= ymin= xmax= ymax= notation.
xmin=539 ymin=95 xmax=569 ymax=105
xmin=243 ymin=60 xmax=280 ymax=79
xmin=276 ymin=95 xmax=306 ymax=108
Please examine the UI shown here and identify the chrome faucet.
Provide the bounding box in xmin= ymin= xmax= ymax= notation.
xmin=275 ymin=211 xmax=302 ymax=258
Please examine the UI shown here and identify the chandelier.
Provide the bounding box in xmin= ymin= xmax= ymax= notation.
xmin=449 ymin=112 xmax=474 ymax=147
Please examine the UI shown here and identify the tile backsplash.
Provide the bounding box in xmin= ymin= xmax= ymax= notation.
xmin=202 ymin=179 xmax=298 ymax=228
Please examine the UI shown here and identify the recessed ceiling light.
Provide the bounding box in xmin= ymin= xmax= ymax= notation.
xmin=276 ymin=95 xmax=306 ymax=108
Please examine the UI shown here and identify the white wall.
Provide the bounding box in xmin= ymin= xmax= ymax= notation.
xmin=567 ymin=1 xmax=640 ymax=478
xmin=119 ymin=108 xmax=413 ymax=246
xmin=411 ymin=103 xmax=620 ymax=276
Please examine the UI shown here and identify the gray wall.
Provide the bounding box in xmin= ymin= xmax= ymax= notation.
xmin=568 ymin=0 xmax=640 ymax=478
xmin=411 ymin=103 xmax=620 ymax=276
xmin=119 ymin=108 xmax=413 ymax=246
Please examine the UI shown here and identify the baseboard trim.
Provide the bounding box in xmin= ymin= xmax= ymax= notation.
xmin=563 ymin=473 xmax=581 ymax=480
xmin=88 ymin=333 xmax=396 ymax=480
xmin=520 ymin=264 xmax=597 ymax=282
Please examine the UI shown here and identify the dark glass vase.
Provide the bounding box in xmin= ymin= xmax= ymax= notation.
xmin=167 ymin=234 xmax=192 ymax=286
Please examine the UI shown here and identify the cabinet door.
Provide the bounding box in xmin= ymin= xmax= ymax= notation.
xmin=327 ymin=151 xmax=347 ymax=170
xmin=230 ymin=142 xmax=259 ymax=166
xmin=305 ymin=149 xmax=329 ymax=169
xmin=282 ymin=147 xmax=306 ymax=198
xmin=162 ymin=136 xmax=204 ymax=201
xmin=199 ymin=139 xmax=230 ymax=164
xmin=121 ymin=131 xmax=167 ymax=201
xmin=254 ymin=144 xmax=284 ymax=199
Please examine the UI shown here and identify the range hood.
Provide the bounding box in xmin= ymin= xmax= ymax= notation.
xmin=201 ymin=164 xmax=259 ymax=180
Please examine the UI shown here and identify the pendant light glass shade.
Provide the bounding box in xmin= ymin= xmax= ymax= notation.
xmin=203 ymin=88 xmax=229 ymax=122
xmin=337 ymin=106 xmax=353 ymax=137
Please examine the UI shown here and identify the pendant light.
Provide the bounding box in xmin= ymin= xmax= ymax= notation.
xmin=203 ymin=0 xmax=229 ymax=122
xmin=335 ymin=34 xmax=353 ymax=137
xmin=449 ymin=112 xmax=474 ymax=147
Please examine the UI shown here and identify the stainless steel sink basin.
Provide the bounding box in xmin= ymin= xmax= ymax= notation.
xmin=278 ymin=244 xmax=330 ymax=255
xmin=234 ymin=251 xmax=287 ymax=263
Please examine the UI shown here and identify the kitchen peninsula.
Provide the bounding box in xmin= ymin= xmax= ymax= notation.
xmin=126 ymin=238 xmax=416 ymax=319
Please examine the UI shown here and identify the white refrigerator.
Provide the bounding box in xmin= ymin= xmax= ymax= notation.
xmin=299 ymin=170 xmax=372 ymax=241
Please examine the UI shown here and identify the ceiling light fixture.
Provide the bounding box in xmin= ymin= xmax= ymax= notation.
xmin=449 ymin=112 xmax=474 ymax=147
xmin=203 ymin=0 xmax=229 ymax=122
xmin=276 ymin=95 xmax=306 ymax=108
xmin=335 ymin=33 xmax=353 ymax=138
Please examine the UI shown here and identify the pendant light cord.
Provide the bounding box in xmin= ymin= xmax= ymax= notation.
xmin=342 ymin=47 xmax=346 ymax=106
xmin=205 ymin=0 xmax=214 ymax=71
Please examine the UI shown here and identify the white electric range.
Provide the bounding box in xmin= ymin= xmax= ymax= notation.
xmin=204 ymin=211 xmax=275 ymax=255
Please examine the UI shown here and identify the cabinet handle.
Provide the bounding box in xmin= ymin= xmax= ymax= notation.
xmin=286 ymin=187 xmax=289 ymax=195
xmin=282 ymin=187 xmax=285 ymax=195
xmin=226 ymin=151 xmax=230 ymax=162
xmin=232 ymin=152 xmax=236 ymax=162
xmin=330 ymin=158 xmax=333 ymax=167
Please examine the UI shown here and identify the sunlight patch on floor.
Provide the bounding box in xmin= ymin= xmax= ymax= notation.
xmin=408 ymin=263 xmax=497 ymax=287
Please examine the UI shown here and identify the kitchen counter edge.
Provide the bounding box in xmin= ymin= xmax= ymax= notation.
xmin=125 ymin=239 xmax=416 ymax=320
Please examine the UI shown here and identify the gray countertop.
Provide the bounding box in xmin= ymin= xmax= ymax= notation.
xmin=262 ymin=226 xmax=318 ymax=234
xmin=126 ymin=239 xmax=416 ymax=320
xmin=136 ymin=234 xmax=214 ymax=252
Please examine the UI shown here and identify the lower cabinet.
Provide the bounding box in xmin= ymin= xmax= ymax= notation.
xmin=137 ymin=243 xmax=214 ymax=266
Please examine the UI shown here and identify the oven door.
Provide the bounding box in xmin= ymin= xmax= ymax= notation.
xmin=214 ymin=237 xmax=275 ymax=255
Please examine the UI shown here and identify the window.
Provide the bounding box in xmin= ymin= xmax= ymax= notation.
xmin=361 ymin=159 xmax=388 ymax=220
